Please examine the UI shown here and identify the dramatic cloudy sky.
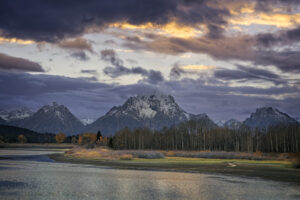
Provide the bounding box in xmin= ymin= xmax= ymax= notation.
xmin=0 ymin=0 xmax=300 ymax=121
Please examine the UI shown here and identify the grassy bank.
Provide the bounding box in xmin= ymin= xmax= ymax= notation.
xmin=49 ymin=147 xmax=300 ymax=184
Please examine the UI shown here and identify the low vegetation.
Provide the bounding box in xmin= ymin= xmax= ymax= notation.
xmin=17 ymin=134 xmax=27 ymax=143
xmin=49 ymin=147 xmax=300 ymax=184
xmin=65 ymin=147 xmax=165 ymax=160
xmin=55 ymin=133 xmax=65 ymax=143
xmin=64 ymin=147 xmax=296 ymax=166
xmin=292 ymin=154 xmax=300 ymax=168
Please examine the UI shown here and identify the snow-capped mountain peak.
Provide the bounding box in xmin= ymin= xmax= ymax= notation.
xmin=108 ymin=94 xmax=190 ymax=120
xmin=87 ymin=93 xmax=197 ymax=135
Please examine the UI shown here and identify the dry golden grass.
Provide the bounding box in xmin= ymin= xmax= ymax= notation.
xmin=66 ymin=147 xmax=166 ymax=160
xmin=65 ymin=147 xmax=294 ymax=168
xmin=119 ymin=154 xmax=133 ymax=160
xmin=165 ymin=151 xmax=176 ymax=156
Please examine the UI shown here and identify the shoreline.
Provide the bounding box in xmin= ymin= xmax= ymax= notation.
xmin=0 ymin=143 xmax=76 ymax=149
xmin=49 ymin=153 xmax=300 ymax=185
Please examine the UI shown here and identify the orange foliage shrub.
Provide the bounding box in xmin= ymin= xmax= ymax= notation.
xmin=254 ymin=151 xmax=263 ymax=157
xmin=55 ymin=133 xmax=65 ymax=143
xmin=80 ymin=133 xmax=97 ymax=144
xmin=165 ymin=151 xmax=176 ymax=157
xmin=78 ymin=135 xmax=83 ymax=145
xmin=97 ymin=136 xmax=109 ymax=146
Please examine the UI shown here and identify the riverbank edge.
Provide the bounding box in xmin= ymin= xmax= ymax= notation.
xmin=49 ymin=153 xmax=300 ymax=184
xmin=0 ymin=143 xmax=76 ymax=149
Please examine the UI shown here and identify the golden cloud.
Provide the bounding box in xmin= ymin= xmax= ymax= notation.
xmin=229 ymin=13 xmax=300 ymax=28
xmin=0 ymin=37 xmax=34 ymax=45
xmin=180 ymin=65 xmax=216 ymax=70
xmin=109 ymin=21 xmax=202 ymax=38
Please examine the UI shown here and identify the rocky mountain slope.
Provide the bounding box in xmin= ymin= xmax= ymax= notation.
xmin=224 ymin=119 xmax=242 ymax=130
xmin=86 ymin=94 xmax=213 ymax=136
xmin=11 ymin=102 xmax=84 ymax=135
xmin=243 ymin=107 xmax=298 ymax=131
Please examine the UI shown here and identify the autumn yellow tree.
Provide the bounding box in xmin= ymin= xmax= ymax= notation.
xmin=82 ymin=133 xmax=97 ymax=144
xmin=78 ymin=135 xmax=83 ymax=144
xmin=18 ymin=134 xmax=27 ymax=143
xmin=55 ymin=133 xmax=65 ymax=143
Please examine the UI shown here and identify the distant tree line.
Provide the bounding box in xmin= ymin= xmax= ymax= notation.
xmin=0 ymin=125 xmax=109 ymax=146
xmin=0 ymin=125 xmax=56 ymax=143
xmin=110 ymin=120 xmax=300 ymax=153
xmin=1 ymin=122 xmax=299 ymax=153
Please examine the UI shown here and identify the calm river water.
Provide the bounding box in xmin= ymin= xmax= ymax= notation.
xmin=0 ymin=149 xmax=299 ymax=200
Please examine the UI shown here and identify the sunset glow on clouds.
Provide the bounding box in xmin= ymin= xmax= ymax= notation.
xmin=0 ymin=0 xmax=299 ymax=121
xmin=180 ymin=65 xmax=216 ymax=70
xmin=109 ymin=21 xmax=203 ymax=38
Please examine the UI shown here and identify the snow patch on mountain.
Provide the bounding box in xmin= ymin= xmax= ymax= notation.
xmin=216 ymin=120 xmax=225 ymax=127
xmin=0 ymin=107 xmax=33 ymax=122
xmin=86 ymin=93 xmax=203 ymax=135
xmin=80 ymin=118 xmax=96 ymax=125
xmin=224 ymin=119 xmax=242 ymax=130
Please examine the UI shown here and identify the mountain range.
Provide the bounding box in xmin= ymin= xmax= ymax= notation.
xmin=10 ymin=102 xmax=84 ymax=136
xmin=1 ymin=94 xmax=298 ymax=135
xmin=86 ymin=94 xmax=210 ymax=136
xmin=243 ymin=107 xmax=298 ymax=131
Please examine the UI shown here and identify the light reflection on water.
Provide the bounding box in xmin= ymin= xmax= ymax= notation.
xmin=0 ymin=149 xmax=299 ymax=200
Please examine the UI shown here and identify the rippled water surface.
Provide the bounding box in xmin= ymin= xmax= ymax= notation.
xmin=0 ymin=149 xmax=299 ymax=200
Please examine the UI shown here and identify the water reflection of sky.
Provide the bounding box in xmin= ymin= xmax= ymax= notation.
xmin=0 ymin=149 xmax=300 ymax=200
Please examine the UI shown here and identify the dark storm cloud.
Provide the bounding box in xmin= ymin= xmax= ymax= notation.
xmin=0 ymin=72 xmax=102 ymax=96
xmin=0 ymin=53 xmax=44 ymax=72
xmin=214 ymin=65 xmax=285 ymax=84
xmin=205 ymin=24 xmax=225 ymax=39
xmin=256 ymin=33 xmax=280 ymax=48
xmin=101 ymin=49 xmax=164 ymax=84
xmin=1 ymin=0 xmax=298 ymax=43
xmin=70 ymin=51 xmax=90 ymax=61
xmin=0 ymin=0 xmax=232 ymax=42
xmin=255 ymin=51 xmax=300 ymax=72
xmin=254 ymin=0 xmax=300 ymax=12
xmin=256 ymin=26 xmax=300 ymax=47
